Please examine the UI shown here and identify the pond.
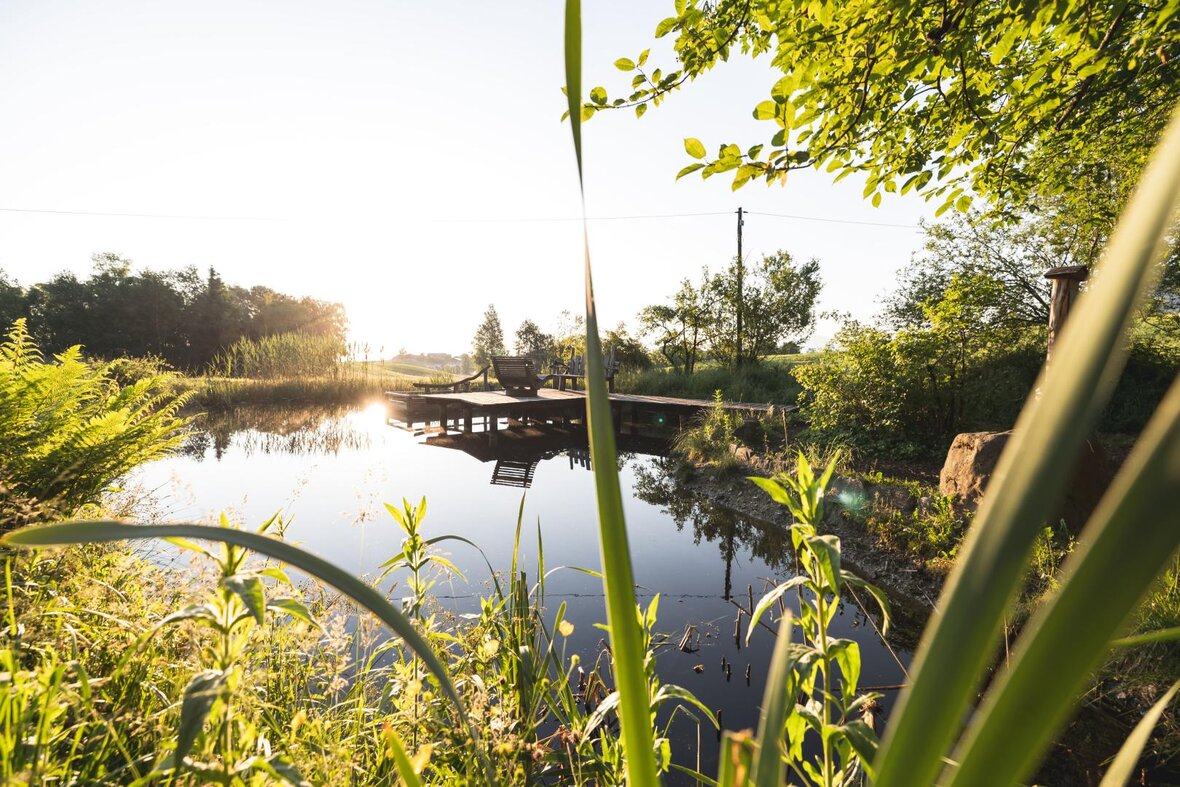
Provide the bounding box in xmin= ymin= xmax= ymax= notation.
xmin=128 ymin=402 xmax=911 ymax=778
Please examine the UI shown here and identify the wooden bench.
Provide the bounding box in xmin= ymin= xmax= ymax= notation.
xmin=553 ymin=347 xmax=620 ymax=392
xmin=491 ymin=356 xmax=549 ymax=396
xmin=412 ymin=366 xmax=489 ymax=394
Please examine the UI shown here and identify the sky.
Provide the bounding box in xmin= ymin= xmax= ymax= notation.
xmin=0 ymin=1 xmax=939 ymax=355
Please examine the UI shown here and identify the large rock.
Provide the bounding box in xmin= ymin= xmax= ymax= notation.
xmin=939 ymin=430 xmax=1112 ymax=533
xmin=940 ymin=431 xmax=1012 ymax=502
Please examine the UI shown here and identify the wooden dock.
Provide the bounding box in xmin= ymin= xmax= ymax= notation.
xmin=386 ymin=388 xmax=786 ymax=434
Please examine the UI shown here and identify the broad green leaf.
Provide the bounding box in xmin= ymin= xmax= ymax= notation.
xmin=676 ymin=162 xmax=706 ymax=180
xmin=590 ymin=86 xmax=608 ymax=105
xmin=753 ymin=100 xmax=777 ymax=120
xmin=684 ymin=137 xmax=706 ymax=159
xmin=223 ymin=574 xmax=266 ymax=625
xmin=614 ymin=57 xmax=635 ymax=71
xmin=948 ymin=375 xmax=1180 ymax=786
xmin=654 ymin=16 xmax=678 ymax=38
xmin=747 ymin=576 xmax=808 ymax=645
xmin=177 ymin=669 xmax=227 ymax=761
xmin=875 ymin=103 xmax=1180 ymax=787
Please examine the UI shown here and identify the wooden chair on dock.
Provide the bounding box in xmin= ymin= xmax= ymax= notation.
xmin=491 ymin=356 xmax=550 ymax=396
xmin=553 ymin=347 xmax=620 ymax=392
xmin=412 ymin=366 xmax=489 ymax=394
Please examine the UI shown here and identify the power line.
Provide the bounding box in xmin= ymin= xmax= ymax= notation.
xmin=746 ymin=210 xmax=920 ymax=230
xmin=436 ymin=211 xmax=732 ymax=223
xmin=0 ymin=206 xmax=282 ymax=221
xmin=0 ymin=205 xmax=924 ymax=229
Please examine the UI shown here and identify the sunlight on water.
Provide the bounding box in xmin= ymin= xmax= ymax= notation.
xmin=128 ymin=404 xmax=911 ymax=776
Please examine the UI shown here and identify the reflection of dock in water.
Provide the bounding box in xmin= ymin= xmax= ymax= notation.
xmin=423 ymin=425 xmax=666 ymax=488
xmin=386 ymin=388 xmax=784 ymax=436
xmin=491 ymin=459 xmax=538 ymax=488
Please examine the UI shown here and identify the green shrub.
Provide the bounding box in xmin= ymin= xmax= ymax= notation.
xmin=0 ymin=319 xmax=190 ymax=518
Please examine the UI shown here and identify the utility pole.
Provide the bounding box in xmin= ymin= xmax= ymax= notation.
xmin=735 ymin=206 xmax=744 ymax=367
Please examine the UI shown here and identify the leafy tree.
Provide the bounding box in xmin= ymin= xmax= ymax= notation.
xmin=513 ymin=319 xmax=556 ymax=368
xmin=472 ymin=304 xmax=505 ymax=369
xmin=0 ymin=270 xmax=25 ymax=330
xmin=586 ymin=1 xmax=1180 ymax=211
xmin=795 ymin=274 xmax=1042 ymax=452
xmin=6 ymin=258 xmax=346 ymax=370
xmin=705 ymin=250 xmax=821 ymax=367
xmin=638 ymin=275 xmax=711 ymax=373
xmin=603 ymin=323 xmax=653 ymax=371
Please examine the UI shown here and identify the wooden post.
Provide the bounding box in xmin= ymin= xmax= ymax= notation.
xmin=1044 ymin=265 xmax=1089 ymax=361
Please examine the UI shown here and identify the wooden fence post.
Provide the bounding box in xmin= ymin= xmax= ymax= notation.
xmin=1043 ymin=265 xmax=1089 ymax=361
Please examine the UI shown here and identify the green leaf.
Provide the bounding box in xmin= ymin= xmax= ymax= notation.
xmin=177 ymin=669 xmax=227 ymax=761
xmin=655 ymin=16 xmax=678 ymax=38
xmin=590 ymin=86 xmax=608 ymax=105
xmin=223 ymin=574 xmax=266 ymax=625
xmin=384 ymin=725 xmax=425 ymax=787
xmin=267 ymin=597 xmax=319 ymax=629
xmin=1098 ymin=680 xmax=1180 ymax=787
xmin=874 ymin=105 xmax=1180 ymax=787
xmin=1 ymin=519 xmax=490 ymax=777
xmin=1111 ymin=625 xmax=1180 ymax=648
xmin=753 ymin=100 xmax=777 ymax=120
xmin=635 ymin=103 xmax=647 ymax=119
xmin=652 ymin=683 xmax=719 ymax=727
xmin=676 ymin=162 xmax=706 ymax=180
xmin=684 ymin=137 xmax=706 ymax=159
xmin=614 ymin=57 xmax=635 ymax=71
xmin=872 ymin=192 xmax=883 ymax=208
xmin=747 ymin=577 xmax=807 ymax=645
xmin=841 ymin=719 xmax=880 ymax=780
xmin=751 ymin=613 xmax=797 ymax=787
xmin=637 ymin=48 xmax=650 ymax=67
xmin=564 ymin=2 xmax=659 ymax=783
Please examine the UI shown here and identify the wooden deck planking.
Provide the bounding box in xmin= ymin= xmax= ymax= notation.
xmin=386 ymin=387 xmax=788 ymax=431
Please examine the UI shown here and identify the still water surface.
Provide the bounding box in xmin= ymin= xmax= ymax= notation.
xmin=129 ymin=403 xmax=910 ymax=776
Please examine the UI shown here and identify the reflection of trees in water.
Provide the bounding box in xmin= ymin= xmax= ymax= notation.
xmin=635 ymin=458 xmax=924 ymax=654
xmin=633 ymin=458 xmax=792 ymax=599
xmin=181 ymin=405 xmax=371 ymax=460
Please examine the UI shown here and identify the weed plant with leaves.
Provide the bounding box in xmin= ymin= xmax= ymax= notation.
xmin=739 ymin=454 xmax=891 ymax=785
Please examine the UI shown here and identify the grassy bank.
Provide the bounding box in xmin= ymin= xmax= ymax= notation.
xmin=617 ymin=354 xmax=817 ymax=405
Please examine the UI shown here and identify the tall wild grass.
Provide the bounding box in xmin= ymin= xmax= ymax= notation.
xmin=3 ymin=3 xmax=1180 ymax=784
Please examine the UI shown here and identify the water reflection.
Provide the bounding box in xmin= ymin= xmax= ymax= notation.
xmin=137 ymin=404 xmax=911 ymax=780
xmin=182 ymin=405 xmax=373 ymax=459
xmin=633 ymin=458 xmax=793 ymax=598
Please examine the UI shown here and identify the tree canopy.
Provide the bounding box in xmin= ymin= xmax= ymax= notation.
xmin=471 ymin=304 xmax=506 ymax=369
xmin=0 ymin=255 xmax=346 ymax=371
xmin=586 ymin=0 xmax=1180 ymax=212
xmin=639 ymin=249 xmax=821 ymax=369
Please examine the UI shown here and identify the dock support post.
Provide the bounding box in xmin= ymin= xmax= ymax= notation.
xmin=464 ymin=411 xmax=473 ymax=434
xmin=437 ymin=403 xmax=448 ymax=434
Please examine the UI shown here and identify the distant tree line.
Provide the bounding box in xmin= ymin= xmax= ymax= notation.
xmin=0 ymin=253 xmax=346 ymax=371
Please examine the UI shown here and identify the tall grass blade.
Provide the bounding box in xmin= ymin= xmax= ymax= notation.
xmin=1 ymin=520 xmax=489 ymax=772
xmin=564 ymin=1 xmax=659 ymax=783
xmin=383 ymin=725 xmax=426 ymax=787
xmin=874 ymin=103 xmax=1180 ymax=787
xmin=948 ymin=376 xmax=1180 ymax=785
xmin=751 ymin=612 xmax=795 ymax=787
xmin=1097 ymin=680 xmax=1180 ymax=787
